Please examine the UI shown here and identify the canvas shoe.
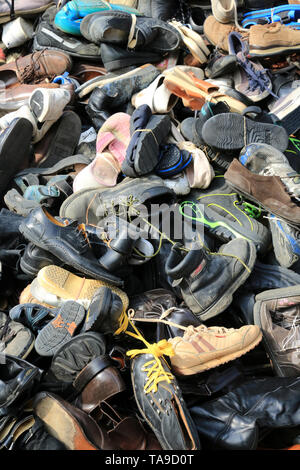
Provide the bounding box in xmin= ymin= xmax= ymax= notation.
xmin=168 ymin=323 xmax=262 ymax=375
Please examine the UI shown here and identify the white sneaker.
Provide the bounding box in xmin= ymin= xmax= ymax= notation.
xmin=29 ymin=88 xmax=71 ymax=123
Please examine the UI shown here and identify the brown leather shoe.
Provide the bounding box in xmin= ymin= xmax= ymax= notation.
xmin=0 ymin=49 xmax=72 ymax=87
xmin=224 ymin=158 xmax=300 ymax=227
xmin=33 ymin=391 xmax=115 ymax=450
xmin=0 ymin=82 xmax=60 ymax=111
xmin=254 ymin=286 xmax=300 ymax=377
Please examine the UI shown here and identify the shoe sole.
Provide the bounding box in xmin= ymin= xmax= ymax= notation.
xmin=197 ymin=240 xmax=257 ymax=321
xmin=37 ymin=265 xmax=125 ymax=309
xmin=33 ymin=37 xmax=101 ymax=60
xmin=202 ymin=113 xmax=288 ymax=152
xmin=249 ymin=44 xmax=300 ymax=58
xmin=50 ymin=332 xmax=106 ymax=383
xmin=171 ymin=331 xmax=263 ymax=375
xmin=34 ymin=301 xmax=85 ymax=356
xmin=34 ymin=394 xmax=98 ymax=450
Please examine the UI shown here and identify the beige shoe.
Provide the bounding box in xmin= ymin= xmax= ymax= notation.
xmin=131 ymin=73 xmax=179 ymax=114
xmin=168 ymin=324 xmax=262 ymax=375
xmin=169 ymin=20 xmax=210 ymax=64
xmin=249 ymin=22 xmax=300 ymax=57
xmin=203 ymin=15 xmax=249 ymax=52
xmin=178 ymin=142 xmax=215 ymax=189
xmin=211 ymin=0 xmax=236 ymax=23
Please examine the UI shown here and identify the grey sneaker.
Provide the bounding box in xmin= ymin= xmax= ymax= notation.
xmin=239 ymin=142 xmax=300 ymax=199
xmin=269 ymin=214 xmax=300 ymax=268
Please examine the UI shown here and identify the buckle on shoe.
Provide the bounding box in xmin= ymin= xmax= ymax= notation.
xmin=277 ymin=11 xmax=291 ymax=24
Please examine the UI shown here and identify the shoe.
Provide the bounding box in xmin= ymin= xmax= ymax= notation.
xmin=0 ymin=118 xmax=33 ymax=198
xmin=0 ymin=0 xmax=54 ymax=24
xmin=33 ymin=6 xmax=102 ymax=59
xmin=55 ymin=0 xmax=141 ymax=36
xmin=169 ymin=20 xmax=210 ymax=65
xmin=34 ymin=265 xmax=125 ymax=310
xmin=154 ymin=144 xmax=193 ymax=179
xmin=100 ymin=42 xmax=162 ymax=72
xmin=224 ymin=158 xmax=300 ymax=227
xmin=254 ymin=286 xmax=300 ymax=377
xmin=0 ymin=82 xmax=61 ymax=112
xmin=9 ymin=303 xmax=55 ymax=333
xmin=203 ymin=15 xmax=248 ymax=52
xmin=29 ymin=87 xmax=72 ymax=123
xmin=80 ymin=11 xmax=181 ymax=53
xmin=131 ymin=73 xmax=179 ymax=114
xmin=49 ymin=331 xmax=106 ymax=383
xmin=202 ymin=113 xmax=289 ymax=152
xmin=20 ymin=243 xmax=65 ymax=278
xmin=169 ymin=323 xmax=262 ymax=375
xmin=190 ymin=376 xmax=300 ymax=450
xmin=82 ymin=286 xmax=126 ymax=334
xmin=0 ymin=49 xmax=72 ymax=87
xmin=34 ymin=301 xmax=86 ymax=357
xmin=205 ymin=49 xmax=238 ymax=79
xmin=239 ymin=142 xmax=300 ymax=199
xmin=0 ymin=312 xmax=35 ymax=359
xmin=129 ymin=348 xmax=201 ymax=449
xmin=2 ymin=17 xmax=34 ymax=49
xmin=0 ymin=355 xmax=41 ymax=408
xmin=19 ymin=207 xmax=124 ymax=286
xmin=33 ymin=391 xmax=114 ymax=450
xmin=269 ymin=87 xmax=300 ymax=136
xmin=211 ymin=0 xmax=236 ymax=23
xmin=180 ymin=176 xmax=271 ymax=253
xmin=269 ymin=215 xmax=300 ymax=268
xmin=242 ymin=4 xmax=300 ymax=29
xmin=248 ymin=22 xmax=300 ymax=57
xmin=181 ymin=142 xmax=214 ymax=189
xmin=227 ymin=31 xmax=273 ymax=102
xmin=59 ymin=174 xmax=175 ymax=225
xmin=136 ymin=0 xmax=177 ymax=21
xmin=165 ymin=239 xmax=256 ymax=320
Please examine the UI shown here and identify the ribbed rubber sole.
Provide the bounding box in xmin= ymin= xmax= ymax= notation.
xmin=202 ymin=113 xmax=289 ymax=152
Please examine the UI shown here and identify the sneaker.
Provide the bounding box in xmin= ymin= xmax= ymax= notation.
xmin=180 ymin=176 xmax=271 ymax=253
xmin=239 ymin=142 xmax=300 ymax=199
xmin=168 ymin=324 xmax=262 ymax=375
xmin=269 ymin=214 xmax=300 ymax=268
xmin=254 ymin=286 xmax=300 ymax=376
xmin=165 ymin=239 xmax=256 ymax=320
xmin=248 ymin=22 xmax=300 ymax=58
xmin=242 ymin=4 xmax=300 ymax=29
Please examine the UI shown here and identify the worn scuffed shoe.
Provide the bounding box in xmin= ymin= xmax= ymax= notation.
xmin=269 ymin=214 xmax=300 ymax=268
xmin=254 ymin=286 xmax=300 ymax=377
xmin=169 ymin=324 xmax=262 ymax=375
xmin=165 ymin=239 xmax=257 ymax=320
xmin=249 ymin=22 xmax=300 ymax=57
xmin=239 ymin=142 xmax=300 ymax=199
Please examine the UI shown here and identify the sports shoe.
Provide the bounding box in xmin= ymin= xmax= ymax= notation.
xmin=180 ymin=176 xmax=271 ymax=253
xmin=242 ymin=4 xmax=300 ymax=29
xmin=254 ymin=286 xmax=300 ymax=376
xmin=248 ymin=22 xmax=300 ymax=58
xmin=168 ymin=323 xmax=262 ymax=375
xmin=29 ymin=88 xmax=72 ymax=123
xmin=268 ymin=214 xmax=300 ymax=268
xmin=269 ymin=87 xmax=300 ymax=136
xmin=165 ymin=239 xmax=256 ymax=320
xmin=239 ymin=142 xmax=300 ymax=199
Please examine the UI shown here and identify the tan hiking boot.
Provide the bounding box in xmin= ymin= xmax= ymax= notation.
xmin=203 ymin=15 xmax=248 ymax=52
xmin=249 ymin=23 xmax=300 ymax=57
xmin=168 ymin=324 xmax=262 ymax=375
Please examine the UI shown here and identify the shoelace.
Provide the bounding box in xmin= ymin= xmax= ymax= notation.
xmin=74 ymin=223 xmax=91 ymax=250
xmin=15 ymin=49 xmax=52 ymax=84
xmin=184 ymin=324 xmax=236 ymax=340
xmin=237 ymin=53 xmax=276 ymax=97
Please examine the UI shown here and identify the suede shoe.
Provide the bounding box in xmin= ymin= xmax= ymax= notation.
xmin=224 ymin=158 xmax=300 ymax=227
xmin=19 ymin=207 xmax=124 ymax=286
xmin=165 ymin=239 xmax=256 ymax=320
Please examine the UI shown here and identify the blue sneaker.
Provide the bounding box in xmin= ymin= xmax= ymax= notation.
xmin=269 ymin=213 xmax=300 ymax=268
xmin=54 ymin=0 xmax=142 ymax=36
xmin=242 ymin=4 xmax=300 ymax=29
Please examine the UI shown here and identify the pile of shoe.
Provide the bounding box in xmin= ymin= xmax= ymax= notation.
xmin=1 ymin=0 xmax=300 ymax=452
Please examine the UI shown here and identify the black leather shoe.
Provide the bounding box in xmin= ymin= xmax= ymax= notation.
xmin=99 ymin=223 xmax=139 ymax=272
xmin=85 ymin=86 xmax=115 ymax=131
xmin=0 ymin=118 xmax=33 ymax=198
xmin=82 ymin=286 xmax=124 ymax=334
xmin=80 ymin=11 xmax=182 ymax=53
xmin=10 ymin=415 xmax=67 ymax=450
xmin=100 ymin=43 xmax=163 ymax=72
xmin=19 ymin=207 xmax=124 ymax=286
xmin=130 ymin=352 xmax=200 ymax=450
xmin=20 ymin=242 xmax=65 ymax=278
xmin=0 ymin=355 xmax=41 ymax=408
xmin=165 ymin=240 xmax=257 ymax=321
xmin=136 ymin=0 xmax=179 ymax=21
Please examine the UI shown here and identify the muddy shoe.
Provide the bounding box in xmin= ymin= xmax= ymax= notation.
xmin=0 ymin=312 xmax=35 ymax=359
